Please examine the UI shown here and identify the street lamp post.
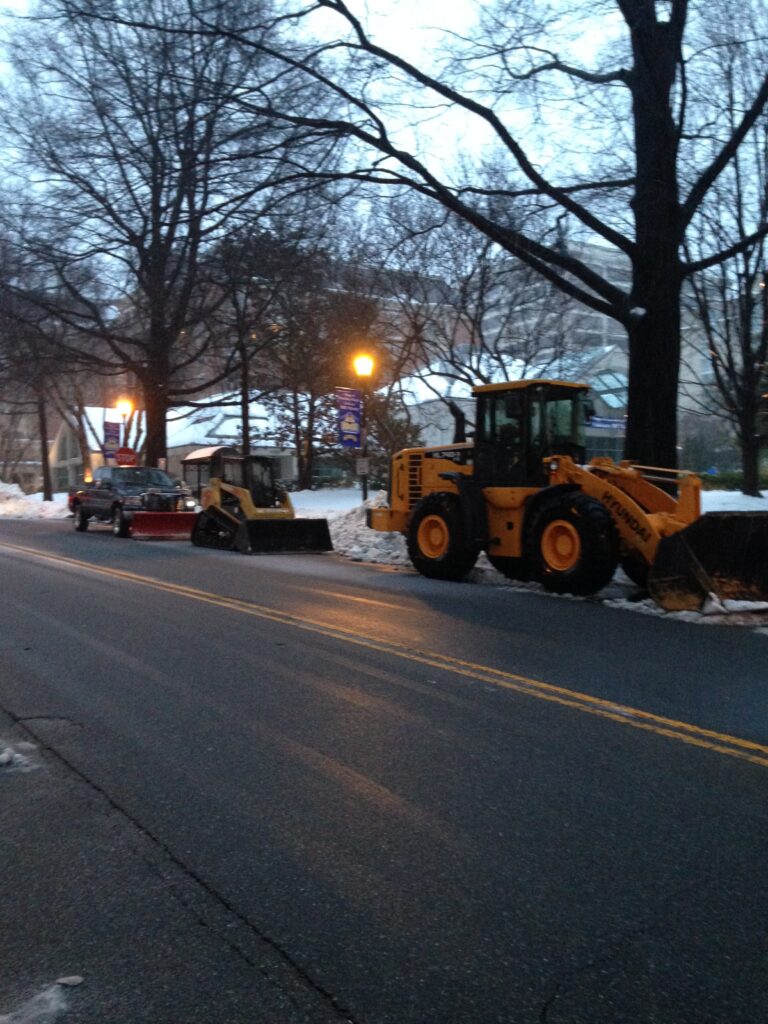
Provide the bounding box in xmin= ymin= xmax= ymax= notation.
xmin=115 ymin=399 xmax=133 ymax=448
xmin=352 ymin=353 xmax=375 ymax=501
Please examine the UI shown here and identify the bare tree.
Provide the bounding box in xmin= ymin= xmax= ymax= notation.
xmin=376 ymin=198 xmax=591 ymax=396
xmin=261 ymin=255 xmax=382 ymax=489
xmin=185 ymin=0 xmax=768 ymax=469
xmin=0 ymin=297 xmax=58 ymax=499
xmin=0 ymin=0 xmax=344 ymax=465
xmin=682 ymin=6 xmax=768 ymax=494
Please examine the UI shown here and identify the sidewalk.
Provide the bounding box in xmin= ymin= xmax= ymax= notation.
xmin=0 ymin=711 xmax=339 ymax=1024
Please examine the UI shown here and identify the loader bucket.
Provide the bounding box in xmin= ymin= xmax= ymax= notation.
xmin=238 ymin=517 xmax=333 ymax=554
xmin=648 ymin=512 xmax=768 ymax=612
xmin=130 ymin=511 xmax=197 ymax=541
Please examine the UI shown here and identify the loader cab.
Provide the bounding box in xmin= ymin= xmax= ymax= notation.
xmin=473 ymin=380 xmax=589 ymax=487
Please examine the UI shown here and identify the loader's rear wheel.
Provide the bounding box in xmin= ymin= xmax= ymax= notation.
xmin=486 ymin=554 xmax=530 ymax=581
xmin=527 ymin=492 xmax=618 ymax=595
xmin=407 ymin=493 xmax=478 ymax=581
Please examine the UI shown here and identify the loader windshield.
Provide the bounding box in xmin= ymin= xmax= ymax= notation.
xmin=530 ymin=389 xmax=586 ymax=457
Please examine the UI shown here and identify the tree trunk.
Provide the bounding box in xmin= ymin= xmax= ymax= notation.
xmin=36 ymin=392 xmax=53 ymax=500
xmin=142 ymin=381 xmax=168 ymax=466
xmin=624 ymin=289 xmax=681 ymax=469
xmin=142 ymin=345 xmax=170 ymax=466
xmin=622 ymin=2 xmax=685 ymax=468
xmin=739 ymin=432 xmax=762 ymax=497
xmin=240 ymin=346 xmax=251 ymax=457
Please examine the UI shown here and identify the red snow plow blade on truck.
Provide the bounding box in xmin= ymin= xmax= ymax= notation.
xmin=130 ymin=510 xmax=197 ymax=540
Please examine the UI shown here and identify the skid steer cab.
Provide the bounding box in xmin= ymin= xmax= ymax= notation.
xmin=182 ymin=446 xmax=332 ymax=555
xmin=367 ymin=380 xmax=768 ymax=611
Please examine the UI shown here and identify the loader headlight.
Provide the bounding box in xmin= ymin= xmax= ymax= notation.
xmin=549 ymin=459 xmax=560 ymax=473
xmin=184 ymin=498 xmax=196 ymax=510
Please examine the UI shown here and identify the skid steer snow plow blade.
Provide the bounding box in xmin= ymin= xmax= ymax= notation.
xmin=239 ymin=517 xmax=333 ymax=554
xmin=130 ymin=511 xmax=197 ymax=541
xmin=648 ymin=513 xmax=768 ymax=612
xmin=191 ymin=508 xmax=332 ymax=554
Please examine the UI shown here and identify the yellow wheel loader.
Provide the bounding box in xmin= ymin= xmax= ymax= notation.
xmin=367 ymin=380 xmax=768 ymax=611
xmin=182 ymin=447 xmax=332 ymax=554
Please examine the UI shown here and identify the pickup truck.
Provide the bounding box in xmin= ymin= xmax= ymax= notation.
xmin=70 ymin=466 xmax=195 ymax=537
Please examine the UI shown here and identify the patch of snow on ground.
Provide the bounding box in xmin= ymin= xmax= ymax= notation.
xmin=0 ymin=740 xmax=38 ymax=773
xmin=0 ymin=983 xmax=69 ymax=1023
xmin=0 ymin=483 xmax=69 ymax=519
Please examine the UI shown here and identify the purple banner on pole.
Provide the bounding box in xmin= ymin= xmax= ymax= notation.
xmin=103 ymin=420 xmax=121 ymax=461
xmin=336 ymin=387 xmax=362 ymax=447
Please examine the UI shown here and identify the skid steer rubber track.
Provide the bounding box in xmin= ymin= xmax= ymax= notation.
xmin=648 ymin=512 xmax=768 ymax=611
xmin=191 ymin=507 xmax=243 ymax=550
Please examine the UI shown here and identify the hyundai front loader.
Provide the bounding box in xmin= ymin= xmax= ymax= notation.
xmin=367 ymin=380 xmax=768 ymax=611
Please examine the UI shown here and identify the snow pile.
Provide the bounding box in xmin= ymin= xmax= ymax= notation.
xmin=701 ymin=489 xmax=768 ymax=512
xmin=330 ymin=496 xmax=410 ymax=565
xmin=0 ymin=483 xmax=69 ymax=519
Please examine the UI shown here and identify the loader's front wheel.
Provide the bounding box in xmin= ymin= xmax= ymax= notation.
xmin=407 ymin=493 xmax=478 ymax=581
xmin=620 ymin=553 xmax=649 ymax=588
xmin=527 ymin=492 xmax=618 ymax=595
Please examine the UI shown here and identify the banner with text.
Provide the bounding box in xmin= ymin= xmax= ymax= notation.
xmin=335 ymin=387 xmax=362 ymax=448
xmin=102 ymin=420 xmax=121 ymax=461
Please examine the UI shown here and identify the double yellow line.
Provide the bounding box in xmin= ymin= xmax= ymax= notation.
xmin=3 ymin=540 xmax=768 ymax=770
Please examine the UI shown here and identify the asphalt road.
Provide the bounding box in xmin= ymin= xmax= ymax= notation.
xmin=1 ymin=518 xmax=766 ymax=1024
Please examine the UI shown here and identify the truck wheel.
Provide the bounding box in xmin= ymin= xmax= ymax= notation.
xmin=73 ymin=504 xmax=89 ymax=532
xmin=112 ymin=507 xmax=130 ymax=538
xmin=407 ymin=493 xmax=478 ymax=581
xmin=526 ymin=492 xmax=618 ymax=595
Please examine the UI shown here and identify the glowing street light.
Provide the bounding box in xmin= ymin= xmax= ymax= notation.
xmin=352 ymin=353 xmax=374 ymax=379
xmin=353 ymin=352 xmax=375 ymax=501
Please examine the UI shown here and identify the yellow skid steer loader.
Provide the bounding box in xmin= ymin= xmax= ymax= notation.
xmin=367 ymin=380 xmax=768 ymax=611
xmin=183 ymin=447 xmax=332 ymax=555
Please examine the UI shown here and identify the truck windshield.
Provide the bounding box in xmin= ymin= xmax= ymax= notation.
xmin=112 ymin=469 xmax=175 ymax=486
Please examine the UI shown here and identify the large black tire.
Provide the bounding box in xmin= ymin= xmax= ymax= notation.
xmin=620 ymin=553 xmax=650 ymax=588
xmin=486 ymin=554 xmax=531 ymax=581
xmin=526 ymin=491 xmax=619 ymax=595
xmin=112 ymin=506 xmax=130 ymax=538
xmin=73 ymin=503 xmax=89 ymax=532
xmin=407 ymin=492 xmax=478 ymax=581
